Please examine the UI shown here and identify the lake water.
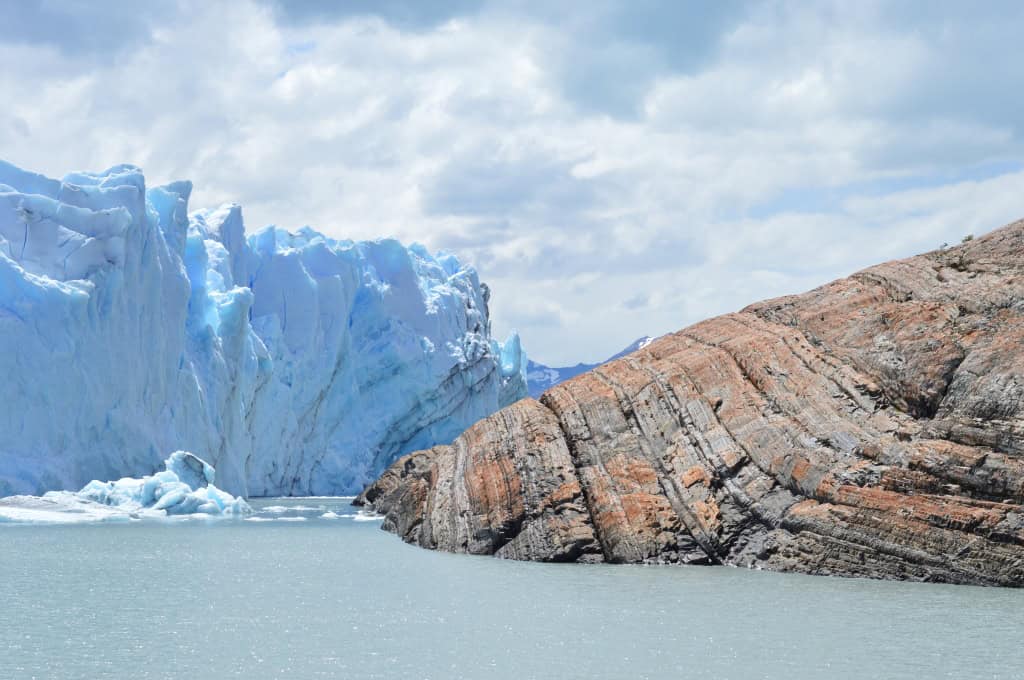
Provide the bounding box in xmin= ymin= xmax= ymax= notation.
xmin=2 ymin=497 xmax=1022 ymax=679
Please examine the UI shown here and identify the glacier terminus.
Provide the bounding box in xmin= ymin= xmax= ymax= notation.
xmin=0 ymin=160 xmax=527 ymax=498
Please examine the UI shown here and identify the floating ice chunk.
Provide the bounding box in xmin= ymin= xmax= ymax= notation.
xmin=73 ymin=451 xmax=249 ymax=516
xmin=0 ymin=495 xmax=138 ymax=524
xmin=260 ymin=505 xmax=322 ymax=513
xmin=0 ymin=452 xmax=250 ymax=523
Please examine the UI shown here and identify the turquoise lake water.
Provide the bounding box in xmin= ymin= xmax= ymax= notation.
xmin=2 ymin=497 xmax=1022 ymax=679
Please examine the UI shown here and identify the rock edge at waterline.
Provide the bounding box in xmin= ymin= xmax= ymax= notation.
xmin=359 ymin=220 xmax=1024 ymax=586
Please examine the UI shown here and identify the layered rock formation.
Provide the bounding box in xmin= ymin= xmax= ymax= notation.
xmin=358 ymin=220 xmax=1024 ymax=586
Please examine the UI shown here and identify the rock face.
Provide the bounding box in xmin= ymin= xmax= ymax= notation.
xmin=358 ymin=221 xmax=1024 ymax=586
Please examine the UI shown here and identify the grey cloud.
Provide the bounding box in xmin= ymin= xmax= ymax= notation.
xmin=481 ymin=0 xmax=752 ymax=118
xmin=621 ymin=292 xmax=649 ymax=310
xmin=824 ymin=5 xmax=1024 ymax=144
xmin=422 ymin=153 xmax=597 ymax=218
xmin=457 ymin=221 xmax=705 ymax=282
xmin=261 ymin=0 xmax=485 ymax=30
xmin=551 ymin=0 xmax=753 ymax=117
xmin=0 ymin=114 xmax=30 ymax=145
xmin=500 ymin=304 xmax=565 ymax=330
xmin=0 ymin=0 xmax=171 ymax=61
xmin=436 ymin=219 xmax=514 ymax=250
xmin=2 ymin=0 xmax=1023 ymax=365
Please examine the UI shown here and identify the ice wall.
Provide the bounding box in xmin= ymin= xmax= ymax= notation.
xmin=0 ymin=161 xmax=527 ymax=497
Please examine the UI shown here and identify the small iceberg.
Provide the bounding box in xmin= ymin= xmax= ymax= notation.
xmin=0 ymin=452 xmax=251 ymax=523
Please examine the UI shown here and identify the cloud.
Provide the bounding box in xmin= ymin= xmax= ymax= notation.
xmin=621 ymin=293 xmax=649 ymax=310
xmin=1 ymin=0 xmax=1022 ymax=364
xmin=0 ymin=1 xmax=169 ymax=60
xmin=423 ymin=152 xmax=595 ymax=218
xmin=261 ymin=0 xmax=486 ymax=30
xmin=543 ymin=0 xmax=753 ymax=117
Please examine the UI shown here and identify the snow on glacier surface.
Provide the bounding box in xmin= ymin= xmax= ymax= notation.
xmin=0 ymin=452 xmax=249 ymax=523
xmin=0 ymin=160 xmax=527 ymax=498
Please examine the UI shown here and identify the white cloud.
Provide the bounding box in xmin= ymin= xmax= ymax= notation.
xmin=1 ymin=0 xmax=1022 ymax=364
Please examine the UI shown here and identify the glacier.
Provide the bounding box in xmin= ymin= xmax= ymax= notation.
xmin=0 ymin=451 xmax=250 ymax=523
xmin=0 ymin=160 xmax=527 ymax=498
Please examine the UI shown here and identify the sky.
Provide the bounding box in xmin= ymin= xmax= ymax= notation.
xmin=1 ymin=1 xmax=1023 ymax=365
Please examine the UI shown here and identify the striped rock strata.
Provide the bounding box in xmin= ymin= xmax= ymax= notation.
xmin=357 ymin=221 xmax=1024 ymax=585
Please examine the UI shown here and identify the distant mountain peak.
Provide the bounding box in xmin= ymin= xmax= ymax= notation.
xmin=526 ymin=335 xmax=658 ymax=399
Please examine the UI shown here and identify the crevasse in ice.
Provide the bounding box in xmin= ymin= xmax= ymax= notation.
xmin=0 ymin=160 xmax=527 ymax=497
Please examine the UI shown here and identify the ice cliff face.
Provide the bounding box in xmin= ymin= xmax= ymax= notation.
xmin=0 ymin=160 xmax=527 ymax=497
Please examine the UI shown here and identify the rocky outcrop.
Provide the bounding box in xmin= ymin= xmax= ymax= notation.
xmin=357 ymin=221 xmax=1024 ymax=586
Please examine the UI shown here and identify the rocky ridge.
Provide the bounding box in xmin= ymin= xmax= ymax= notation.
xmin=526 ymin=336 xmax=655 ymax=398
xmin=358 ymin=220 xmax=1024 ymax=585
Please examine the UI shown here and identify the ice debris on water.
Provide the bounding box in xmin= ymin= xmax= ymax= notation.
xmin=0 ymin=452 xmax=250 ymax=523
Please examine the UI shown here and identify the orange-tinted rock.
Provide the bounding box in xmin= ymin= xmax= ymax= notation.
xmin=358 ymin=220 xmax=1024 ymax=586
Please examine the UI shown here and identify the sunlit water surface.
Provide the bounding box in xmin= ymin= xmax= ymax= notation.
xmin=2 ymin=497 xmax=1022 ymax=679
